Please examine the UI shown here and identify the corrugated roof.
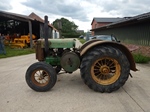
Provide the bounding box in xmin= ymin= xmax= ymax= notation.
xmin=0 ymin=10 xmax=33 ymax=21
xmin=91 ymin=12 xmax=150 ymax=31
xmin=94 ymin=17 xmax=123 ymax=22
xmin=91 ymin=17 xmax=123 ymax=25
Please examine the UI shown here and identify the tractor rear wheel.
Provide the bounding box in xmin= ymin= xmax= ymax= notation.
xmin=80 ymin=45 xmax=130 ymax=93
xmin=25 ymin=62 xmax=57 ymax=92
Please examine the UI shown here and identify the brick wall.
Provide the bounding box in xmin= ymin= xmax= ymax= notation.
xmin=91 ymin=21 xmax=112 ymax=35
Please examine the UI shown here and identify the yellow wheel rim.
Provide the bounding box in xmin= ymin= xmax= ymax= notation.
xmin=31 ymin=70 xmax=50 ymax=87
xmin=91 ymin=57 xmax=121 ymax=85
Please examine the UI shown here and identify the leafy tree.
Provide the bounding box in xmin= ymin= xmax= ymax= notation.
xmin=52 ymin=18 xmax=80 ymax=38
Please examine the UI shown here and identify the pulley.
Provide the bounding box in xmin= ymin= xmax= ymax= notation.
xmin=60 ymin=52 xmax=80 ymax=72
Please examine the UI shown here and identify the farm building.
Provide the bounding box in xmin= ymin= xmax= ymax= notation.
xmin=91 ymin=12 xmax=150 ymax=46
xmin=0 ymin=10 xmax=59 ymax=48
xmin=91 ymin=17 xmax=123 ymax=35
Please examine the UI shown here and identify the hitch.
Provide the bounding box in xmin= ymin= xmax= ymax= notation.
xmin=129 ymin=73 xmax=133 ymax=78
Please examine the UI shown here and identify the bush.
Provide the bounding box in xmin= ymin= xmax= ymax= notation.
xmin=132 ymin=53 xmax=150 ymax=63
xmin=62 ymin=33 xmax=80 ymax=38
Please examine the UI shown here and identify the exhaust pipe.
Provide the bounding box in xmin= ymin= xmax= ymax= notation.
xmin=44 ymin=16 xmax=49 ymax=56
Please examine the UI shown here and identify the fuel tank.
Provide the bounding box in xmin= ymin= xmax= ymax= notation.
xmin=38 ymin=38 xmax=76 ymax=48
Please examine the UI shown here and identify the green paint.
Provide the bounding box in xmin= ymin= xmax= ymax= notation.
xmin=39 ymin=39 xmax=76 ymax=48
xmin=45 ymin=56 xmax=60 ymax=66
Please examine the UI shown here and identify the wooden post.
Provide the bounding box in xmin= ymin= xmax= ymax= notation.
xmin=28 ymin=20 xmax=33 ymax=48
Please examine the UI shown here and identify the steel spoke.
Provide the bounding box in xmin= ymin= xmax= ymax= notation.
xmin=100 ymin=60 xmax=103 ymax=66
xmin=98 ymin=61 xmax=102 ymax=66
xmin=96 ymin=73 xmax=101 ymax=79
xmin=108 ymin=61 xmax=114 ymax=67
xmin=94 ymin=65 xmax=100 ymax=69
xmin=35 ymin=72 xmax=40 ymax=76
xmin=104 ymin=59 xmax=107 ymax=65
xmin=94 ymin=70 xmax=100 ymax=74
xmin=110 ymin=65 xmax=116 ymax=68
xmin=99 ymin=74 xmax=103 ymax=80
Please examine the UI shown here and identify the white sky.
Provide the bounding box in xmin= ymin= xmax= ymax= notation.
xmin=0 ymin=0 xmax=150 ymax=32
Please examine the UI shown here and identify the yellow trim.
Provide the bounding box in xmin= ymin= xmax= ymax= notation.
xmin=91 ymin=57 xmax=121 ymax=85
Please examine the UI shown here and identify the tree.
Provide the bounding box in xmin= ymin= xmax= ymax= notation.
xmin=52 ymin=18 xmax=80 ymax=38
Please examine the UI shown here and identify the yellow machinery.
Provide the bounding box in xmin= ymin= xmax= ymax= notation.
xmin=5 ymin=34 xmax=36 ymax=48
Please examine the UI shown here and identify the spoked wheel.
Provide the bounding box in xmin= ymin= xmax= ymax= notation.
xmin=91 ymin=57 xmax=121 ymax=85
xmin=31 ymin=70 xmax=50 ymax=87
xmin=26 ymin=62 xmax=57 ymax=92
xmin=80 ymin=45 xmax=130 ymax=93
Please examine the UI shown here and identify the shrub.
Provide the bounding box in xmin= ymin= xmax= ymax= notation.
xmin=132 ymin=53 xmax=150 ymax=63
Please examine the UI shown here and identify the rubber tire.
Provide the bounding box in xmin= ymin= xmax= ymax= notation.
xmin=25 ymin=62 xmax=57 ymax=92
xmin=80 ymin=45 xmax=130 ymax=93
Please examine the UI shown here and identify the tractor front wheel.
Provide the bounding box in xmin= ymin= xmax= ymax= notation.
xmin=80 ymin=46 xmax=130 ymax=93
xmin=25 ymin=62 xmax=57 ymax=92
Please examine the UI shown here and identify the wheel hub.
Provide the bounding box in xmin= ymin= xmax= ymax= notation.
xmin=38 ymin=72 xmax=46 ymax=80
xmin=39 ymin=76 xmax=44 ymax=80
xmin=100 ymin=65 xmax=110 ymax=74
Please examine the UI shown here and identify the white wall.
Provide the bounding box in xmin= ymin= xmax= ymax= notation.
xmin=52 ymin=29 xmax=59 ymax=39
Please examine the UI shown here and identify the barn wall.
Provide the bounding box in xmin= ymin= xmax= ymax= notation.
xmin=94 ymin=21 xmax=150 ymax=46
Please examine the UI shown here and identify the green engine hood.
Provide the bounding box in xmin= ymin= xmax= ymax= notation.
xmin=37 ymin=38 xmax=76 ymax=48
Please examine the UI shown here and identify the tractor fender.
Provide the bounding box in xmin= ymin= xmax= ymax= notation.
xmin=80 ymin=40 xmax=138 ymax=71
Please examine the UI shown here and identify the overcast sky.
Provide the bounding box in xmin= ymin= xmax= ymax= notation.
xmin=0 ymin=0 xmax=150 ymax=31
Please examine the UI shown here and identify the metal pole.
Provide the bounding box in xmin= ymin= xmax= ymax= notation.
xmin=86 ymin=32 xmax=90 ymax=41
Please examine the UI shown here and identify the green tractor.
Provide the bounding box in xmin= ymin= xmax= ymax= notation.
xmin=25 ymin=16 xmax=137 ymax=93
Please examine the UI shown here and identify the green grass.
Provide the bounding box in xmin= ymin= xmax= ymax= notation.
xmin=132 ymin=53 xmax=150 ymax=63
xmin=0 ymin=46 xmax=35 ymax=58
xmin=78 ymin=38 xmax=86 ymax=44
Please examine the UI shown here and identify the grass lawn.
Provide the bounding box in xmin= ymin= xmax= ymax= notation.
xmin=0 ymin=46 xmax=35 ymax=58
xmin=78 ymin=38 xmax=86 ymax=44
